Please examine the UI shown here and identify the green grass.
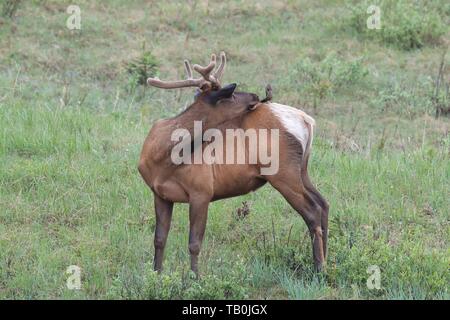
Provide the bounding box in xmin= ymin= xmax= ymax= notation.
xmin=0 ymin=0 xmax=449 ymax=299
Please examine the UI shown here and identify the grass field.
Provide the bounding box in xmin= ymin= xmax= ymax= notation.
xmin=0 ymin=0 xmax=449 ymax=299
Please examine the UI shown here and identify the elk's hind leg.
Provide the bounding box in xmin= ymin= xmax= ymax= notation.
xmin=153 ymin=193 xmax=174 ymax=272
xmin=303 ymin=177 xmax=329 ymax=260
xmin=267 ymin=176 xmax=325 ymax=271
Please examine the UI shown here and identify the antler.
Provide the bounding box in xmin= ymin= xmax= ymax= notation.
xmin=147 ymin=53 xmax=227 ymax=91
xmin=193 ymin=54 xmax=216 ymax=83
xmin=212 ymin=51 xmax=227 ymax=84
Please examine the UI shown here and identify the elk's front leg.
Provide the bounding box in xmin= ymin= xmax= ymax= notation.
xmin=188 ymin=196 xmax=210 ymax=276
xmin=153 ymin=194 xmax=174 ymax=272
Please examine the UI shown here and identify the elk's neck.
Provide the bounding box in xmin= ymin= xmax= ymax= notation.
xmin=147 ymin=111 xmax=208 ymax=163
xmin=172 ymin=110 xmax=208 ymax=135
xmin=148 ymin=110 xmax=244 ymax=164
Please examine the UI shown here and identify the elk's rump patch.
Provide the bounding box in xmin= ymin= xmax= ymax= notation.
xmin=268 ymin=102 xmax=315 ymax=154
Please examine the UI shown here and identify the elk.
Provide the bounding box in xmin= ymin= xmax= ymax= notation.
xmin=138 ymin=52 xmax=329 ymax=275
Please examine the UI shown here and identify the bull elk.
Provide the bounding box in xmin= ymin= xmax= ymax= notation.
xmin=138 ymin=52 xmax=329 ymax=275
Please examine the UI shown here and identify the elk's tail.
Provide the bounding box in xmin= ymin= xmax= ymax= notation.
xmin=300 ymin=116 xmax=315 ymax=177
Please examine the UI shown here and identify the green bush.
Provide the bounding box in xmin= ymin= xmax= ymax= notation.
xmin=370 ymin=77 xmax=435 ymax=117
xmin=280 ymin=274 xmax=331 ymax=300
xmin=126 ymin=46 xmax=159 ymax=91
xmin=289 ymin=54 xmax=368 ymax=108
xmin=2 ymin=0 xmax=21 ymax=18
xmin=346 ymin=0 xmax=447 ymax=50
xmin=326 ymin=230 xmax=449 ymax=299
xmin=108 ymin=260 xmax=249 ymax=299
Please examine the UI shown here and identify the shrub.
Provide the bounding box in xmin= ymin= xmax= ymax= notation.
xmin=126 ymin=44 xmax=159 ymax=91
xmin=326 ymin=229 xmax=449 ymax=299
xmin=370 ymin=77 xmax=435 ymax=118
xmin=280 ymin=273 xmax=331 ymax=300
xmin=289 ymin=54 xmax=368 ymax=109
xmin=2 ymin=0 xmax=21 ymax=18
xmin=108 ymin=260 xmax=249 ymax=299
xmin=346 ymin=0 xmax=447 ymax=50
xmin=432 ymin=50 xmax=450 ymax=118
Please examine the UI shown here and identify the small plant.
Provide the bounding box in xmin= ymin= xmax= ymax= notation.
xmin=2 ymin=0 xmax=21 ymax=18
xmin=370 ymin=68 xmax=450 ymax=119
xmin=371 ymin=80 xmax=433 ymax=118
xmin=108 ymin=260 xmax=249 ymax=300
xmin=432 ymin=49 xmax=450 ymax=118
xmin=126 ymin=43 xmax=159 ymax=91
xmin=236 ymin=201 xmax=251 ymax=220
xmin=290 ymin=54 xmax=368 ymax=110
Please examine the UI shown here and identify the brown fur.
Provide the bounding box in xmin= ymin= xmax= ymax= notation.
xmin=138 ymin=88 xmax=329 ymax=275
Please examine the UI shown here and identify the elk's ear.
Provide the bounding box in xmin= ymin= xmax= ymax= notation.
xmin=248 ymin=101 xmax=261 ymax=111
xmin=207 ymin=83 xmax=237 ymax=105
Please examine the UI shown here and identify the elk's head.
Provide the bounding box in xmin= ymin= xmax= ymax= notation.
xmin=147 ymin=52 xmax=262 ymax=129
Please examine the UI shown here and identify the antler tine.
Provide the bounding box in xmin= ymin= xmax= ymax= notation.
xmin=147 ymin=77 xmax=204 ymax=89
xmin=147 ymin=58 xmax=207 ymax=89
xmin=212 ymin=51 xmax=227 ymax=82
xmin=193 ymin=54 xmax=216 ymax=82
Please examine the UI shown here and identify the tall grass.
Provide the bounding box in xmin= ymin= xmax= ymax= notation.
xmin=0 ymin=0 xmax=449 ymax=299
